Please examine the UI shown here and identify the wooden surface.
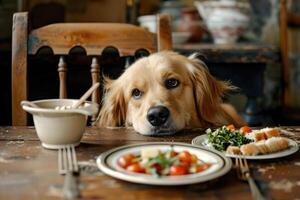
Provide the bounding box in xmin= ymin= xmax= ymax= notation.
xmin=1 ymin=126 xmax=300 ymax=200
xmin=28 ymin=23 xmax=157 ymax=56
xmin=175 ymin=43 xmax=280 ymax=63
xmin=11 ymin=12 xmax=28 ymax=126
xmin=11 ymin=12 xmax=172 ymax=126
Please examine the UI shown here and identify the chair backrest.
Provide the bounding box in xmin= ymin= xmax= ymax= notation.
xmin=12 ymin=12 xmax=172 ymax=126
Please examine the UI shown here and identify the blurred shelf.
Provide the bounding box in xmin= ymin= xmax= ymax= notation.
xmin=175 ymin=43 xmax=280 ymax=64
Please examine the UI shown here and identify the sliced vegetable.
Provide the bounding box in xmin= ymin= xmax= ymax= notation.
xmin=239 ymin=126 xmax=252 ymax=134
xmin=117 ymin=154 xmax=136 ymax=168
xmin=178 ymin=151 xmax=193 ymax=164
xmin=117 ymin=147 xmax=211 ymax=177
xmin=206 ymin=126 xmax=253 ymax=151
xmin=169 ymin=165 xmax=188 ymax=176
xmin=126 ymin=163 xmax=144 ymax=173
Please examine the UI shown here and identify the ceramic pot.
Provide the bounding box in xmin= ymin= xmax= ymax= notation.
xmin=176 ymin=7 xmax=204 ymax=43
xmin=194 ymin=0 xmax=251 ymax=44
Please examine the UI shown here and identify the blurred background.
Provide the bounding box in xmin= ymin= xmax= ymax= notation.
xmin=1 ymin=0 xmax=300 ymax=126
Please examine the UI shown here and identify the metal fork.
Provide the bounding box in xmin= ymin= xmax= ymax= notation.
xmin=58 ymin=145 xmax=80 ymax=199
xmin=235 ymin=156 xmax=266 ymax=200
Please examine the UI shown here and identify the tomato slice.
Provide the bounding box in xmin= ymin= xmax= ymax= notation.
xmin=226 ymin=124 xmax=236 ymax=131
xmin=169 ymin=165 xmax=188 ymax=176
xmin=239 ymin=126 xmax=252 ymax=134
xmin=117 ymin=154 xmax=136 ymax=168
xmin=179 ymin=150 xmax=193 ymax=165
xmin=126 ymin=163 xmax=145 ymax=173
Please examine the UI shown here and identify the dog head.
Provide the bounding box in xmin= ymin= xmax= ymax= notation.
xmin=97 ymin=51 xmax=237 ymax=135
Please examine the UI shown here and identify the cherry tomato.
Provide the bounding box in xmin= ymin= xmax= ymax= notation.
xmin=126 ymin=163 xmax=145 ymax=173
xmin=226 ymin=124 xmax=236 ymax=131
xmin=169 ymin=165 xmax=188 ymax=176
xmin=239 ymin=126 xmax=252 ymax=134
xmin=146 ymin=163 xmax=163 ymax=175
xmin=196 ymin=163 xmax=211 ymax=173
xmin=150 ymin=163 xmax=162 ymax=172
xmin=117 ymin=154 xmax=136 ymax=168
xmin=179 ymin=151 xmax=193 ymax=164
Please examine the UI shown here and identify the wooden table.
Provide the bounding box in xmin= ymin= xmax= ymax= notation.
xmin=175 ymin=43 xmax=280 ymax=126
xmin=1 ymin=126 xmax=300 ymax=200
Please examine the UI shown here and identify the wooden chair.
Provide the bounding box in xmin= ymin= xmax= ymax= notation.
xmin=279 ymin=0 xmax=300 ymax=121
xmin=12 ymin=12 xmax=172 ymax=126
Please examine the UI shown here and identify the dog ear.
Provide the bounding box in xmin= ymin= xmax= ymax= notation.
xmin=96 ymin=79 xmax=127 ymax=127
xmin=187 ymin=56 xmax=235 ymax=125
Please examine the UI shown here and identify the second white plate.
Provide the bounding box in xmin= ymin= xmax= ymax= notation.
xmin=192 ymin=134 xmax=299 ymax=160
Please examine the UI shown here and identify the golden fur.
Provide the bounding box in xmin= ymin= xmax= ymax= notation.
xmin=97 ymin=51 xmax=246 ymax=135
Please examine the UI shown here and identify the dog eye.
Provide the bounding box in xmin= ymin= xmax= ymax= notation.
xmin=165 ymin=78 xmax=180 ymax=89
xmin=131 ymin=88 xmax=143 ymax=99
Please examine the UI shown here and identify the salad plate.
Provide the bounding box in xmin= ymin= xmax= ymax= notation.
xmin=192 ymin=134 xmax=299 ymax=160
xmin=96 ymin=142 xmax=232 ymax=185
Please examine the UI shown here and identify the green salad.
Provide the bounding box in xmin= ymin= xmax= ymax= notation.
xmin=206 ymin=126 xmax=253 ymax=151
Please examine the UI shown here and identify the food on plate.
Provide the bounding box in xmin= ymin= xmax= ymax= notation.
xmin=265 ymin=137 xmax=289 ymax=152
xmin=226 ymin=146 xmax=241 ymax=155
xmin=238 ymin=137 xmax=289 ymax=156
xmin=206 ymin=125 xmax=253 ymax=151
xmin=239 ymin=126 xmax=252 ymax=134
xmin=206 ymin=125 xmax=291 ymax=156
xmin=263 ymin=127 xmax=280 ymax=138
xmin=255 ymin=140 xmax=270 ymax=154
xmin=240 ymin=143 xmax=259 ymax=156
xmin=246 ymin=127 xmax=280 ymax=142
xmin=117 ymin=147 xmax=211 ymax=176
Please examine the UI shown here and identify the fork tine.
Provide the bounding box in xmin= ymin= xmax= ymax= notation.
xmin=238 ymin=156 xmax=243 ymax=169
xmin=235 ymin=157 xmax=242 ymax=179
xmin=63 ymin=147 xmax=68 ymax=173
xmin=243 ymin=157 xmax=249 ymax=170
xmin=67 ymin=146 xmax=73 ymax=171
xmin=58 ymin=148 xmax=63 ymax=174
xmin=71 ymin=145 xmax=79 ymax=172
xmin=235 ymin=156 xmax=239 ymax=167
xmin=58 ymin=145 xmax=78 ymax=174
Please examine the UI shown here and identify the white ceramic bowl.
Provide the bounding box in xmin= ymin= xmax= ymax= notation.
xmin=21 ymin=99 xmax=99 ymax=149
xmin=195 ymin=0 xmax=251 ymax=44
xmin=138 ymin=15 xmax=157 ymax=33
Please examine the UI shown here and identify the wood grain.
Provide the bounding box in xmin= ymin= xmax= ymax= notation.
xmin=175 ymin=43 xmax=280 ymax=64
xmin=28 ymin=23 xmax=157 ymax=56
xmin=11 ymin=12 xmax=29 ymax=126
xmin=0 ymin=126 xmax=300 ymax=200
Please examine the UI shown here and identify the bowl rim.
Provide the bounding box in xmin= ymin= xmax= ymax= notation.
xmin=137 ymin=15 xmax=157 ymax=22
xmin=22 ymin=99 xmax=99 ymax=115
xmin=197 ymin=0 xmax=251 ymax=9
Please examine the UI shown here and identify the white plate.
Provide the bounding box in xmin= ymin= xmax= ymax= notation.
xmin=192 ymin=134 xmax=299 ymax=160
xmin=96 ymin=142 xmax=232 ymax=185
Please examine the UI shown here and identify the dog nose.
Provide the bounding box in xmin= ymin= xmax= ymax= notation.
xmin=147 ymin=106 xmax=170 ymax=127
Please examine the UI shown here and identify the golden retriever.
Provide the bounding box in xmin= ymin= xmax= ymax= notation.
xmin=97 ymin=51 xmax=246 ymax=135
